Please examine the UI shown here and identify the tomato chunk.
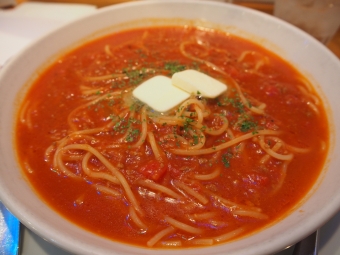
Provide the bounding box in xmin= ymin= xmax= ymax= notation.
xmin=138 ymin=159 xmax=167 ymax=181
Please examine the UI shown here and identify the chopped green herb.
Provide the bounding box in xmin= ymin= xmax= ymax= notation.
xmin=129 ymin=101 xmax=144 ymax=112
xmin=239 ymin=119 xmax=257 ymax=132
xmin=237 ymin=112 xmax=258 ymax=133
xmin=164 ymin=61 xmax=186 ymax=75
xmin=200 ymin=125 xmax=207 ymax=131
xmin=125 ymin=128 xmax=140 ymax=142
xmin=135 ymin=49 xmax=147 ymax=58
xmin=192 ymin=135 xmax=199 ymax=145
xmin=191 ymin=61 xmax=199 ymax=70
xmin=113 ymin=117 xmax=141 ymax=134
xmin=216 ymin=139 xmax=226 ymax=143
xmin=123 ymin=68 xmax=148 ymax=85
xmin=183 ymin=117 xmax=195 ymax=132
xmin=111 ymin=79 xmax=127 ymax=89
xmin=217 ymin=96 xmax=245 ymax=114
xmin=108 ymin=99 xmax=115 ymax=107
xmin=222 ymin=151 xmax=233 ymax=168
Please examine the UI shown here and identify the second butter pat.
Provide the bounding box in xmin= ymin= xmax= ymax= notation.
xmin=172 ymin=69 xmax=227 ymax=98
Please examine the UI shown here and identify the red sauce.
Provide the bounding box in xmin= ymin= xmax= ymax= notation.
xmin=16 ymin=26 xmax=329 ymax=248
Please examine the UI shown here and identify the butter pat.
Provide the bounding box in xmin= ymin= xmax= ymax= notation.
xmin=172 ymin=69 xmax=227 ymax=98
xmin=133 ymin=75 xmax=190 ymax=112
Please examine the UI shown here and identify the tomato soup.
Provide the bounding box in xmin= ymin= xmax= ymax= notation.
xmin=16 ymin=26 xmax=329 ymax=248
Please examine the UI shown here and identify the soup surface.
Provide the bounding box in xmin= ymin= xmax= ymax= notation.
xmin=16 ymin=26 xmax=329 ymax=248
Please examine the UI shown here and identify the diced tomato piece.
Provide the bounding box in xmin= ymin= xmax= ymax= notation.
xmin=264 ymin=85 xmax=280 ymax=96
xmin=167 ymin=164 xmax=181 ymax=179
xmin=227 ymin=66 xmax=242 ymax=79
xmin=284 ymin=94 xmax=300 ymax=105
xmin=265 ymin=119 xmax=279 ymax=130
xmin=243 ymin=174 xmax=269 ymax=187
xmin=138 ymin=159 xmax=167 ymax=181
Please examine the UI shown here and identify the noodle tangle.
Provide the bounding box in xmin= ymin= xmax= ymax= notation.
xmin=43 ymin=73 xmax=312 ymax=247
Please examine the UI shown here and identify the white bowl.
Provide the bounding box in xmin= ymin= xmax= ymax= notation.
xmin=1 ymin=1 xmax=340 ymax=254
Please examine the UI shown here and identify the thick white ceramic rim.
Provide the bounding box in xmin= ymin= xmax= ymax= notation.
xmin=0 ymin=1 xmax=340 ymax=254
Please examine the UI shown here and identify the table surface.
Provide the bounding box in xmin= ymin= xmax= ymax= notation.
xmin=4 ymin=1 xmax=340 ymax=255
xmin=15 ymin=0 xmax=340 ymax=59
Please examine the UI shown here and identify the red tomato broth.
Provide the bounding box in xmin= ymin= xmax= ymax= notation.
xmin=16 ymin=26 xmax=329 ymax=248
